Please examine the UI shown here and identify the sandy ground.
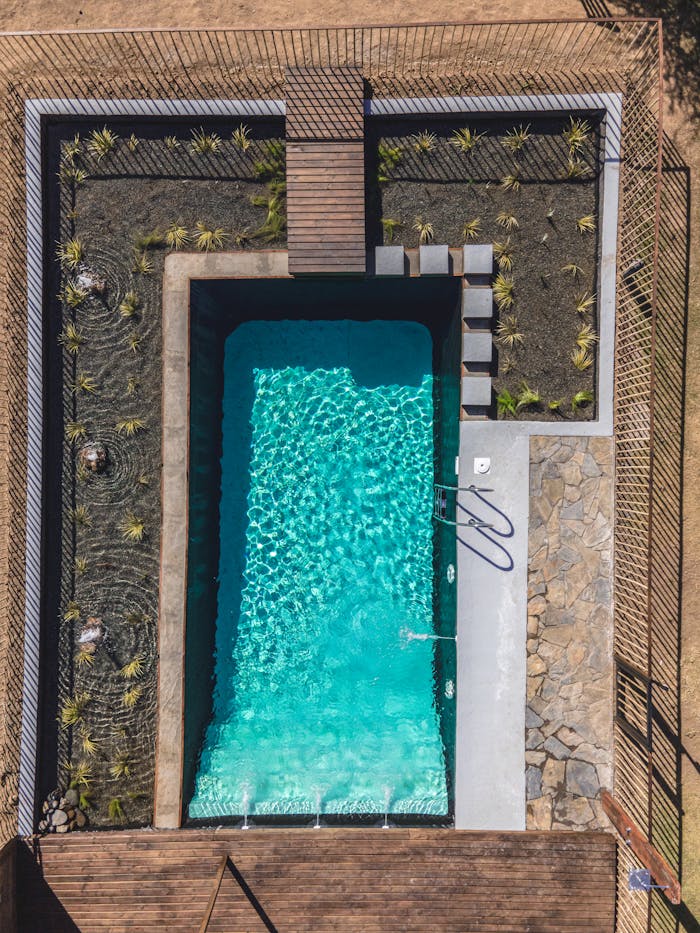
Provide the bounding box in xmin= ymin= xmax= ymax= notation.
xmin=0 ymin=0 xmax=698 ymax=921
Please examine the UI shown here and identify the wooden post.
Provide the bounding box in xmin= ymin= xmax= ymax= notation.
xmin=601 ymin=790 xmax=681 ymax=905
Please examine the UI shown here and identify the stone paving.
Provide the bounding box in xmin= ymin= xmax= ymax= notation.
xmin=526 ymin=436 xmax=614 ymax=831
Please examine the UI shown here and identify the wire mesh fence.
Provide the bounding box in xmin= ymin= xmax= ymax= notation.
xmin=0 ymin=19 xmax=677 ymax=932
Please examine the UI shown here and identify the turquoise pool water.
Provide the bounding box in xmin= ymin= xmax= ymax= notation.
xmin=188 ymin=319 xmax=449 ymax=818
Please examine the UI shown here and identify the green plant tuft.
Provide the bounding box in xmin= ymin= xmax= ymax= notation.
xmin=56 ymin=238 xmax=84 ymax=269
xmin=413 ymin=218 xmax=434 ymax=245
xmin=232 ymin=123 xmax=252 ymax=151
xmin=500 ymin=123 xmax=531 ymax=152
xmin=493 ymin=273 xmax=515 ymax=310
xmin=194 ymin=222 xmax=228 ymax=251
xmin=496 ymin=212 xmax=519 ymax=232
xmin=496 ymin=389 xmax=518 ymax=418
xmin=450 ymin=127 xmax=484 ymax=153
xmin=116 ymin=417 xmax=145 ymax=437
xmin=462 ymin=218 xmax=481 ymax=241
xmin=190 ymin=127 xmax=222 ymax=154
xmin=571 ymin=389 xmax=594 ymax=413
xmin=380 ymin=218 xmax=402 ymax=243
xmin=86 ymin=126 xmax=119 ymax=162
xmin=121 ymin=512 xmax=145 ymax=542
xmin=60 ymin=692 xmax=91 ymax=728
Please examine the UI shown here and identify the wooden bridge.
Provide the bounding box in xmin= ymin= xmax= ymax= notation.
xmin=17 ymin=829 xmax=616 ymax=932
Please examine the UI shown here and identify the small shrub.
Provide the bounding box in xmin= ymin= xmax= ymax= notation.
xmin=253 ymin=140 xmax=286 ymax=181
xmin=164 ymin=135 xmax=180 ymax=150
xmin=500 ymin=123 xmax=531 ymax=152
xmin=119 ymin=291 xmax=140 ymax=318
xmin=380 ymin=218 xmax=402 ymax=243
xmin=194 ymin=222 xmax=228 ymax=252
xmin=126 ymin=377 xmax=138 ymax=396
xmin=413 ymin=218 xmax=434 ymax=245
xmin=500 ymin=171 xmax=521 ymax=192
xmin=63 ymin=600 xmax=81 ymax=622
xmin=496 ymin=389 xmax=518 ymax=417
xmin=563 ymin=116 xmax=591 ymax=153
xmin=450 ymin=127 xmax=484 ymax=153
xmin=126 ymin=133 xmax=139 ymax=152
xmin=190 ymin=127 xmax=222 ymax=154
xmin=74 ymin=556 xmax=88 ymax=576
xmin=548 ymin=399 xmax=563 ymax=412
xmin=58 ymin=163 xmax=89 ymax=186
xmin=134 ymin=230 xmax=164 ymax=250
xmin=132 ymin=251 xmax=154 ymax=275
xmin=500 ymin=354 xmax=516 ymax=375
xmin=564 ymin=157 xmax=589 ymax=180
xmin=411 ymin=130 xmax=437 ymax=154
xmin=116 ymin=417 xmax=145 ymax=436
xmin=120 ymin=655 xmax=145 ymax=680
xmin=108 ymin=797 xmax=126 ymax=822
xmin=122 ymin=685 xmax=143 ymax=709
xmin=72 ymin=372 xmax=98 ymax=394
xmin=72 ymin=505 xmax=91 ymax=527
xmin=462 ymin=218 xmax=481 ymax=240
xmin=571 ymin=389 xmax=594 ymax=413
xmin=575 ymin=291 xmax=596 ymax=314
xmin=121 ymin=512 xmax=145 ymax=541
xmin=377 ymin=143 xmax=402 ymax=182
xmin=233 ymin=229 xmax=252 ymax=247
xmin=86 ymin=126 xmax=119 ymax=162
xmin=60 ymin=282 xmax=89 ymax=308
xmin=495 ymin=314 xmax=523 ymax=349
xmin=65 ymin=421 xmax=87 ymax=443
xmin=75 ymin=647 xmax=94 ymax=667
xmin=110 ymin=751 xmax=132 ymax=779
xmin=67 ymin=760 xmax=93 ymax=790
xmin=493 ymin=273 xmax=515 ymax=310
xmin=127 ymin=331 xmax=141 ymax=354
xmin=516 ymin=382 xmax=541 ymax=411
xmin=496 ymin=212 xmax=519 ymax=232
xmin=561 ymin=263 xmax=583 ymax=280
xmin=232 ymin=123 xmax=252 ymax=151
xmin=61 ymin=134 xmax=82 ymax=161
xmin=60 ymin=692 xmax=91 ymax=728
xmin=576 ymin=323 xmax=599 ymax=350
xmin=571 ymin=347 xmax=594 ymax=370
xmin=493 ymin=239 xmax=513 ymax=272
xmin=79 ymin=727 xmax=101 ymax=756
xmin=56 ymin=238 xmax=83 ymax=269
xmin=165 ymin=223 xmax=190 ymax=249
xmin=576 ymin=214 xmax=596 ymax=234
xmin=58 ymin=323 xmax=85 ymax=354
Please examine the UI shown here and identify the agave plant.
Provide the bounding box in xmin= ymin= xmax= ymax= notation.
xmin=119 ymin=654 xmax=145 ymax=680
xmin=411 ymin=130 xmax=437 ymax=154
xmin=500 ymin=171 xmax=521 ymax=193
xmin=380 ymin=218 xmax=402 ymax=243
xmin=118 ymin=291 xmax=140 ymax=318
xmin=56 ymin=238 xmax=84 ymax=269
xmin=413 ymin=218 xmax=434 ymax=245
xmin=232 ymin=123 xmax=252 ymax=151
xmin=121 ymin=512 xmax=145 ymax=542
xmin=58 ymin=323 xmax=85 ymax=355
xmin=72 ymin=372 xmax=98 ymax=394
xmin=496 ymin=212 xmax=519 ymax=232
xmin=60 ymin=282 xmax=89 ymax=308
xmin=462 ymin=218 xmax=481 ymax=241
xmin=493 ymin=239 xmax=513 ymax=272
xmin=516 ymin=382 xmax=541 ymax=411
xmin=86 ymin=126 xmax=118 ymax=162
xmin=493 ymin=273 xmax=515 ymax=310
xmin=194 ymin=222 xmax=228 ymax=252
xmin=66 ymin=760 xmax=93 ymax=790
xmin=75 ymin=647 xmax=95 ymax=668
xmin=72 ymin=505 xmax=91 ymax=527
xmin=65 ymin=421 xmax=87 ymax=443
xmin=571 ymin=347 xmax=594 ymax=371
xmin=60 ymin=692 xmax=91 ymax=728
xmin=495 ymin=314 xmax=523 ymax=349
xmin=122 ymin=685 xmax=143 ymax=709
xmin=110 ymin=751 xmax=132 ymax=779
xmin=575 ymin=291 xmax=596 ymax=315
xmin=450 ymin=127 xmax=484 ymax=153
xmin=496 ymin=389 xmax=518 ymax=418
xmin=500 ymin=123 xmax=531 ymax=152
xmin=116 ymin=417 xmax=145 ymax=436
xmin=132 ymin=250 xmax=154 ymax=275
xmin=79 ymin=726 xmax=101 ymax=757
xmin=61 ymin=134 xmax=82 ymax=161
xmin=563 ymin=116 xmax=591 ymax=153
xmin=576 ymin=323 xmax=599 ymax=350
xmin=576 ymin=214 xmax=596 ymax=234
xmin=190 ymin=127 xmax=222 ymax=154
xmin=571 ymin=389 xmax=594 ymax=413
xmin=165 ymin=224 xmax=190 ymax=250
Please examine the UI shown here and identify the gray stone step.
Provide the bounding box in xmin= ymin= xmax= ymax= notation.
xmin=462 ymin=331 xmax=493 ymax=364
xmin=419 ymin=243 xmax=450 ymax=275
xmin=462 ymin=287 xmax=493 ymax=319
xmin=463 ymin=243 xmax=493 ymax=275
xmin=461 ymin=376 xmax=492 ymax=407
xmin=374 ymin=245 xmax=405 ymax=276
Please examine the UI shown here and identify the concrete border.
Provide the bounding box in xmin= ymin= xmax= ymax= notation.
xmin=155 ymin=250 xmax=291 ymax=829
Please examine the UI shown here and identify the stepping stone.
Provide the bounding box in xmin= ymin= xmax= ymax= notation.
xmin=419 ymin=244 xmax=450 ymax=275
xmin=463 ymin=244 xmax=493 ymax=275
xmin=461 ymin=376 xmax=492 ymax=407
xmin=462 ymin=287 xmax=494 ymax=319
xmin=374 ymin=245 xmax=405 ymax=276
xmin=462 ymin=332 xmax=493 ymax=364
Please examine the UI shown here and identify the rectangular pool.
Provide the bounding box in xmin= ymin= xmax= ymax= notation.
xmin=185 ymin=280 xmax=459 ymax=822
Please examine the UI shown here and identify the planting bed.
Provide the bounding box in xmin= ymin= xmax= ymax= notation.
xmin=43 ymin=118 xmax=286 ymax=828
xmin=367 ymin=116 xmax=602 ymax=421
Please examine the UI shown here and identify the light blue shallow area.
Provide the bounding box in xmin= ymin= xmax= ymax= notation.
xmin=189 ymin=320 xmax=448 ymax=818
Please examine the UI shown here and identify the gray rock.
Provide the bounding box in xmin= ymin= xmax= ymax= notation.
xmin=51 ymin=808 xmax=68 ymax=826
xmin=543 ymin=736 xmax=570 ymax=760
xmin=566 ymin=759 xmax=599 ymax=798
xmin=55 ymin=823 xmax=69 ymax=833
xmin=525 ymin=708 xmax=543 ymax=729
xmin=526 ymin=766 xmax=542 ymax=800
xmin=64 ymin=788 xmax=79 ymax=807
xmin=75 ymin=809 xmax=87 ymax=828
xmin=526 ymin=728 xmax=544 ymax=750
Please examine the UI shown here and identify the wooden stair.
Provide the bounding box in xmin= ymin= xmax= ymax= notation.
xmin=18 ymin=829 xmax=616 ymax=932
xmin=285 ymin=67 xmax=366 ymax=275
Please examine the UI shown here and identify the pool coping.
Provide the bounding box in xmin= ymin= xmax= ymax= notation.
xmin=156 ymin=250 xmax=292 ymax=829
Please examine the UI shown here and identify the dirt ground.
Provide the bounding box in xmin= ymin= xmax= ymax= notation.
xmin=0 ymin=0 xmax=697 ymax=922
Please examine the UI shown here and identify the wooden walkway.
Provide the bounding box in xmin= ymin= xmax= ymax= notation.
xmin=285 ymin=68 xmax=366 ymax=275
xmin=17 ymin=829 xmax=617 ymax=932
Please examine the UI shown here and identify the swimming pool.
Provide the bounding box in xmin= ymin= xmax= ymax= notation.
xmin=185 ymin=280 xmax=459 ymax=822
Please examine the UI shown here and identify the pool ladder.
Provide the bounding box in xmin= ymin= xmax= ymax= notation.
xmin=433 ymin=483 xmax=494 ymax=528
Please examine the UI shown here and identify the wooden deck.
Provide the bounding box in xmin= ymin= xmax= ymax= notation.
xmin=285 ymin=67 xmax=366 ymax=275
xmin=18 ymin=829 xmax=617 ymax=932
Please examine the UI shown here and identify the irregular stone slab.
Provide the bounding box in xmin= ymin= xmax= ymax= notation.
xmin=566 ymin=759 xmax=600 ymax=798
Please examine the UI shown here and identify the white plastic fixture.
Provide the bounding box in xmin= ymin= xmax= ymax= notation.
xmin=474 ymin=457 xmax=491 ymax=475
